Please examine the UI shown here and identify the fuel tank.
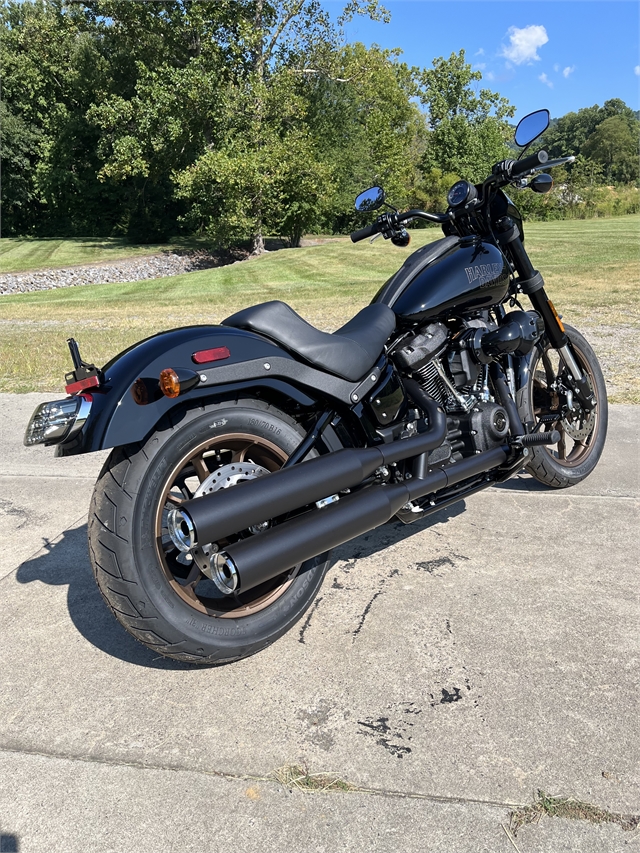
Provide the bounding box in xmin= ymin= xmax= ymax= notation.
xmin=372 ymin=235 xmax=510 ymax=322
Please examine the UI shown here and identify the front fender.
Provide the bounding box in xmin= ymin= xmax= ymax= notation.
xmin=61 ymin=325 xmax=312 ymax=453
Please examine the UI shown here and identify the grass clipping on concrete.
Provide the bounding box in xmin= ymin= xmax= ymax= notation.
xmin=273 ymin=764 xmax=356 ymax=793
xmin=510 ymin=790 xmax=640 ymax=836
xmin=0 ymin=216 xmax=638 ymax=401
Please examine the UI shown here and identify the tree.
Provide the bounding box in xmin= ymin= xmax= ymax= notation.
xmin=541 ymin=99 xmax=638 ymax=161
xmin=0 ymin=0 xmax=103 ymax=234
xmin=582 ymin=116 xmax=639 ymax=184
xmin=0 ymin=101 xmax=42 ymax=234
xmin=174 ymin=73 xmax=334 ymax=248
xmin=418 ymin=50 xmax=515 ymax=182
xmin=84 ymin=0 xmax=391 ymax=249
xmin=302 ymin=42 xmax=428 ymax=231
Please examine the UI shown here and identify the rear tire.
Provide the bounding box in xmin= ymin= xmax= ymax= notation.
xmin=88 ymin=399 xmax=330 ymax=664
xmin=516 ymin=324 xmax=608 ymax=488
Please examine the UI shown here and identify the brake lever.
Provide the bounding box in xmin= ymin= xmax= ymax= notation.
xmin=369 ymin=232 xmax=383 ymax=244
xmin=531 ymin=155 xmax=575 ymax=173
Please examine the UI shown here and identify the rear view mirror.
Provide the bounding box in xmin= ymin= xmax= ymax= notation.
xmin=355 ymin=186 xmax=385 ymax=212
xmin=514 ymin=110 xmax=550 ymax=148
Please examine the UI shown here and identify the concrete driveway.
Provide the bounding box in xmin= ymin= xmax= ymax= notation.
xmin=1 ymin=393 xmax=638 ymax=853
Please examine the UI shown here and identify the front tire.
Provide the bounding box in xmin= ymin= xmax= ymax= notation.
xmin=88 ymin=399 xmax=330 ymax=664
xmin=516 ymin=324 xmax=608 ymax=488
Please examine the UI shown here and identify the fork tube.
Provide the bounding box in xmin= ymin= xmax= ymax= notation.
xmin=506 ymin=233 xmax=570 ymax=352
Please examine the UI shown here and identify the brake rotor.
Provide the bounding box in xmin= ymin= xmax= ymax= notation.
xmin=561 ymin=374 xmax=596 ymax=441
xmin=193 ymin=461 xmax=270 ymax=497
xmin=561 ymin=407 xmax=596 ymax=441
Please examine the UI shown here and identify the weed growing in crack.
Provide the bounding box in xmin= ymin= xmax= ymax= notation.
xmin=510 ymin=790 xmax=640 ymax=836
xmin=273 ymin=764 xmax=355 ymax=793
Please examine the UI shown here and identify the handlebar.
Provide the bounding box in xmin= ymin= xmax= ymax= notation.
xmin=511 ymin=149 xmax=549 ymax=177
xmin=350 ymin=222 xmax=379 ymax=243
xmin=350 ymin=209 xmax=448 ymax=243
xmin=350 ymin=151 xmax=572 ymax=243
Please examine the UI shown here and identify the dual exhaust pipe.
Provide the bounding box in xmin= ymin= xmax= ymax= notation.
xmin=167 ymin=399 xmax=507 ymax=595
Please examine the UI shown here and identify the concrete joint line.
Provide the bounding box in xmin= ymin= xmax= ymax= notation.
xmin=489 ymin=489 xmax=637 ymax=502
xmin=3 ymin=474 xmax=100 ymax=481
xmin=0 ymin=743 xmax=527 ymax=811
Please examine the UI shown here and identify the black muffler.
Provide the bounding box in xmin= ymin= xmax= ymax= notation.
xmin=169 ymin=398 xmax=447 ymax=551
xmin=210 ymin=446 xmax=507 ymax=595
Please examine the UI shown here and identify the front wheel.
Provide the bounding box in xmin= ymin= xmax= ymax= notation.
xmin=516 ymin=324 xmax=608 ymax=488
xmin=88 ymin=399 xmax=330 ymax=665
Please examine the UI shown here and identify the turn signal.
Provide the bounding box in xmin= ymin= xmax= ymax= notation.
xmin=547 ymin=300 xmax=565 ymax=333
xmin=159 ymin=368 xmax=201 ymax=399
xmin=131 ymin=377 xmax=149 ymax=405
xmin=159 ymin=368 xmax=180 ymax=398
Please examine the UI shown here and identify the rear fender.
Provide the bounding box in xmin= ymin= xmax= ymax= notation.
xmin=59 ymin=325 xmax=317 ymax=454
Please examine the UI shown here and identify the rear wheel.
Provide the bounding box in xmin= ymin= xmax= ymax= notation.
xmin=88 ymin=399 xmax=330 ymax=664
xmin=516 ymin=324 xmax=608 ymax=488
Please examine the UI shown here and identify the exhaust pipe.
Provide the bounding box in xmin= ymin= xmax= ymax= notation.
xmin=171 ymin=398 xmax=447 ymax=551
xmin=210 ymin=446 xmax=507 ymax=595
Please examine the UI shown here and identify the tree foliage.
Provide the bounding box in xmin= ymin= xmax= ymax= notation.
xmin=418 ymin=50 xmax=515 ymax=183
xmin=1 ymin=1 xmax=636 ymax=241
xmin=540 ymin=99 xmax=639 ymax=185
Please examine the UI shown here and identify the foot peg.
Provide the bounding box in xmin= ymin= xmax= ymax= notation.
xmin=515 ymin=430 xmax=561 ymax=447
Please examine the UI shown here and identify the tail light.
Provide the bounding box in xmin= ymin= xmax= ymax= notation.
xmin=24 ymin=395 xmax=92 ymax=447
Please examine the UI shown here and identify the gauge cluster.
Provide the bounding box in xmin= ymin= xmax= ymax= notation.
xmin=447 ymin=180 xmax=478 ymax=209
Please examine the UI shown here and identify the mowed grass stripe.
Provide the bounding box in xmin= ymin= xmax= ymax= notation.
xmin=0 ymin=236 xmax=211 ymax=273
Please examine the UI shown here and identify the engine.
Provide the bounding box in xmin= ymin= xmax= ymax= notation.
xmin=393 ymin=310 xmax=543 ymax=457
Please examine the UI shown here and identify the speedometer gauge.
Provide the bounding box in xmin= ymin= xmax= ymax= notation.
xmin=447 ymin=180 xmax=477 ymax=208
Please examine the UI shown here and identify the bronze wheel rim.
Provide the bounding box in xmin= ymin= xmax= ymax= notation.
xmin=530 ymin=340 xmax=601 ymax=469
xmin=154 ymin=432 xmax=300 ymax=617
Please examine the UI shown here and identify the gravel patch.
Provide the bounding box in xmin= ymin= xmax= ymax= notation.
xmin=580 ymin=324 xmax=640 ymax=402
xmin=0 ymin=249 xmax=239 ymax=295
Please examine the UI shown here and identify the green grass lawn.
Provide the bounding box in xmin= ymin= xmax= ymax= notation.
xmin=0 ymin=216 xmax=638 ymax=400
xmin=0 ymin=235 xmax=212 ymax=273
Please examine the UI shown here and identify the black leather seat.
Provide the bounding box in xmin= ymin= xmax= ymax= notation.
xmin=222 ymin=300 xmax=396 ymax=382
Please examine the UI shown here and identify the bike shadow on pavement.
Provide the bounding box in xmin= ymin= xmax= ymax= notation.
xmin=15 ymin=524 xmax=191 ymax=670
xmin=14 ymin=498 xmax=472 ymax=668
xmin=492 ymin=471 xmax=548 ymax=492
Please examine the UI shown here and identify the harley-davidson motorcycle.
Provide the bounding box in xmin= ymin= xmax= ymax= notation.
xmin=25 ymin=110 xmax=607 ymax=664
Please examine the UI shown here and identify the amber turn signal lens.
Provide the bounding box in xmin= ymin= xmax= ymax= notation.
xmin=131 ymin=377 xmax=149 ymax=405
xmin=159 ymin=368 xmax=181 ymax=398
xmin=547 ymin=300 xmax=565 ymax=333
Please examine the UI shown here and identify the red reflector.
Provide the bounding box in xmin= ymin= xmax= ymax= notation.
xmin=192 ymin=346 xmax=230 ymax=365
xmin=65 ymin=375 xmax=100 ymax=395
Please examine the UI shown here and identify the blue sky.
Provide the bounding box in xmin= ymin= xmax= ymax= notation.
xmin=325 ymin=0 xmax=639 ymax=121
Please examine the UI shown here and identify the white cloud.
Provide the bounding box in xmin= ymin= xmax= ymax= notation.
xmin=485 ymin=70 xmax=496 ymax=81
xmin=563 ymin=65 xmax=576 ymax=78
xmin=635 ymin=65 xmax=640 ymax=76
xmin=539 ymin=72 xmax=554 ymax=88
xmin=554 ymin=63 xmax=560 ymax=72
xmin=475 ymin=48 xmax=485 ymax=57
xmin=501 ymin=25 xmax=549 ymax=65
xmin=474 ymin=62 xmax=487 ymax=71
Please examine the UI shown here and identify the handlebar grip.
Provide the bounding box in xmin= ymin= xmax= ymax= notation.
xmin=512 ymin=150 xmax=549 ymax=177
xmin=350 ymin=221 xmax=379 ymax=243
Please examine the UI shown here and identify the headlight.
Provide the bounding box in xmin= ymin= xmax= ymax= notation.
xmin=24 ymin=395 xmax=91 ymax=447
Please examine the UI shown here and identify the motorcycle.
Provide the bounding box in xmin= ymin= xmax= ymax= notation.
xmin=24 ymin=109 xmax=607 ymax=665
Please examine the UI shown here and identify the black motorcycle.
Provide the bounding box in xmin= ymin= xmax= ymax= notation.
xmin=24 ymin=110 xmax=607 ymax=664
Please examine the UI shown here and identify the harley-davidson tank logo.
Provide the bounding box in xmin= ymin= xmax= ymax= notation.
xmin=465 ymin=262 xmax=504 ymax=288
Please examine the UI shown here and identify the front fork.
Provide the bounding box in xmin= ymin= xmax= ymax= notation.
xmin=504 ymin=228 xmax=596 ymax=412
xmin=527 ymin=291 xmax=596 ymax=413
